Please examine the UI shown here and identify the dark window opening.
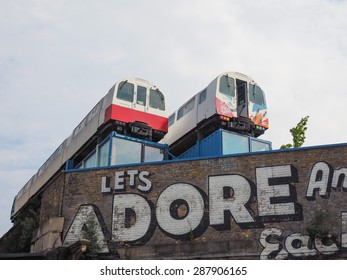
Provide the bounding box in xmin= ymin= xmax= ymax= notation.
xmin=236 ymin=79 xmax=247 ymax=107
xmin=137 ymin=85 xmax=147 ymax=106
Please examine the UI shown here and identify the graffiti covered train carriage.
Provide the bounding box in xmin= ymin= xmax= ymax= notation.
xmin=160 ymin=71 xmax=269 ymax=156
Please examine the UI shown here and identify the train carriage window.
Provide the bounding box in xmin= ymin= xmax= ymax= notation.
xmin=137 ymin=85 xmax=147 ymax=106
xmin=117 ymin=81 xmax=134 ymax=102
xmin=236 ymin=79 xmax=246 ymax=106
xmin=177 ymin=96 xmax=195 ymax=120
xmin=168 ymin=113 xmax=176 ymax=127
xmin=219 ymin=75 xmax=235 ymax=97
xmin=199 ymin=89 xmax=207 ymax=104
xmin=249 ymin=85 xmax=265 ymax=105
xmin=149 ymin=89 xmax=165 ymax=110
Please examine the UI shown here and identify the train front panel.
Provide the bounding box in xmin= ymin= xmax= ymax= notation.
xmin=215 ymin=72 xmax=268 ymax=137
xmin=102 ymin=78 xmax=168 ymax=141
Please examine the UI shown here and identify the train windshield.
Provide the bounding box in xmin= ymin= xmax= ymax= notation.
xmin=150 ymin=89 xmax=165 ymax=110
xmin=249 ymin=84 xmax=265 ymax=105
xmin=219 ymin=75 xmax=235 ymax=97
xmin=117 ymin=81 xmax=134 ymax=102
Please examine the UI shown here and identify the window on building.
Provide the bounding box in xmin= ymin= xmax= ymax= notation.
xmin=144 ymin=145 xmax=165 ymax=162
xmin=251 ymin=139 xmax=270 ymax=152
xmin=98 ymin=139 xmax=110 ymax=167
xmin=85 ymin=152 xmax=96 ymax=168
xmin=222 ymin=131 xmax=249 ymax=155
xmin=112 ymin=137 xmax=142 ymax=165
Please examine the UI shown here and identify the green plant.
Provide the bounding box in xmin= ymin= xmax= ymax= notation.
xmin=81 ymin=215 xmax=102 ymax=258
xmin=281 ymin=116 xmax=309 ymax=149
xmin=306 ymin=210 xmax=329 ymax=242
xmin=0 ymin=208 xmax=39 ymax=253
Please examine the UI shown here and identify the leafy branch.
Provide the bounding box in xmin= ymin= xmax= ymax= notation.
xmin=281 ymin=116 xmax=309 ymax=149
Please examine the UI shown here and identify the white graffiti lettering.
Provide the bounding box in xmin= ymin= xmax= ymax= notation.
xmin=259 ymin=228 xmax=288 ymax=260
xmin=64 ymin=161 xmax=347 ymax=258
xmin=112 ymin=193 xmax=152 ymax=242
xmin=306 ymin=162 xmax=332 ymax=198
xmin=209 ymin=175 xmax=254 ymax=227
xmin=156 ymin=183 xmax=205 ymax=236
xmin=259 ymin=212 xmax=346 ymax=259
xmin=332 ymin=168 xmax=347 ymax=191
xmin=64 ymin=205 xmax=109 ymax=253
xmin=101 ymin=169 xmax=152 ymax=193
xmin=341 ymin=211 xmax=347 ymax=248
xmin=256 ymin=165 xmax=297 ymax=217
xmin=306 ymin=162 xmax=347 ymax=199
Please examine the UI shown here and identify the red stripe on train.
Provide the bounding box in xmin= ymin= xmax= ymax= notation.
xmin=104 ymin=104 xmax=168 ymax=132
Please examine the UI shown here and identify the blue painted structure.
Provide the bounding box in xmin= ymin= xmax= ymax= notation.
xmin=67 ymin=129 xmax=271 ymax=170
xmin=67 ymin=132 xmax=168 ymax=170
xmin=178 ymin=129 xmax=272 ymax=159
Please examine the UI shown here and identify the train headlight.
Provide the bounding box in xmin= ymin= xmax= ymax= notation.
xmin=256 ymin=125 xmax=266 ymax=131
xmin=220 ymin=116 xmax=230 ymax=121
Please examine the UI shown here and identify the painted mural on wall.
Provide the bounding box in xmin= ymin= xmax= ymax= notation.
xmin=63 ymin=160 xmax=347 ymax=259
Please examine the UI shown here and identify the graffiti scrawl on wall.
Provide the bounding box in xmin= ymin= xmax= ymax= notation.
xmin=63 ymin=161 xmax=347 ymax=258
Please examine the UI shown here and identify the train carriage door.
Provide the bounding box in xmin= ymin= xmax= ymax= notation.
xmin=236 ymin=79 xmax=248 ymax=118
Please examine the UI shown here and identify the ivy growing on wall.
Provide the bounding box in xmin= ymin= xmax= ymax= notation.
xmin=0 ymin=208 xmax=39 ymax=253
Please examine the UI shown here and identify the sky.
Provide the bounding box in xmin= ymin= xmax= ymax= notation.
xmin=1 ymin=0 xmax=347 ymax=236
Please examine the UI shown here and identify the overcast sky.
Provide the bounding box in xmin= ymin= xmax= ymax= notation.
xmin=1 ymin=0 xmax=347 ymax=236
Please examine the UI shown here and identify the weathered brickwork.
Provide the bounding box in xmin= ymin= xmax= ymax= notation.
xmin=39 ymin=173 xmax=65 ymax=224
xmin=37 ymin=144 xmax=347 ymax=259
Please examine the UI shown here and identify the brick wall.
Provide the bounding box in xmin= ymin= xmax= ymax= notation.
xmin=39 ymin=172 xmax=65 ymax=223
xmin=37 ymin=144 xmax=347 ymax=259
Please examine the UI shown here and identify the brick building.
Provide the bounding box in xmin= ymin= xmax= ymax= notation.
xmin=2 ymin=142 xmax=345 ymax=259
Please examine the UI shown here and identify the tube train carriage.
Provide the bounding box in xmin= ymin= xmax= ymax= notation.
xmin=11 ymin=71 xmax=268 ymax=219
xmin=160 ymin=71 xmax=269 ymax=157
xmin=11 ymin=77 xmax=168 ymax=219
